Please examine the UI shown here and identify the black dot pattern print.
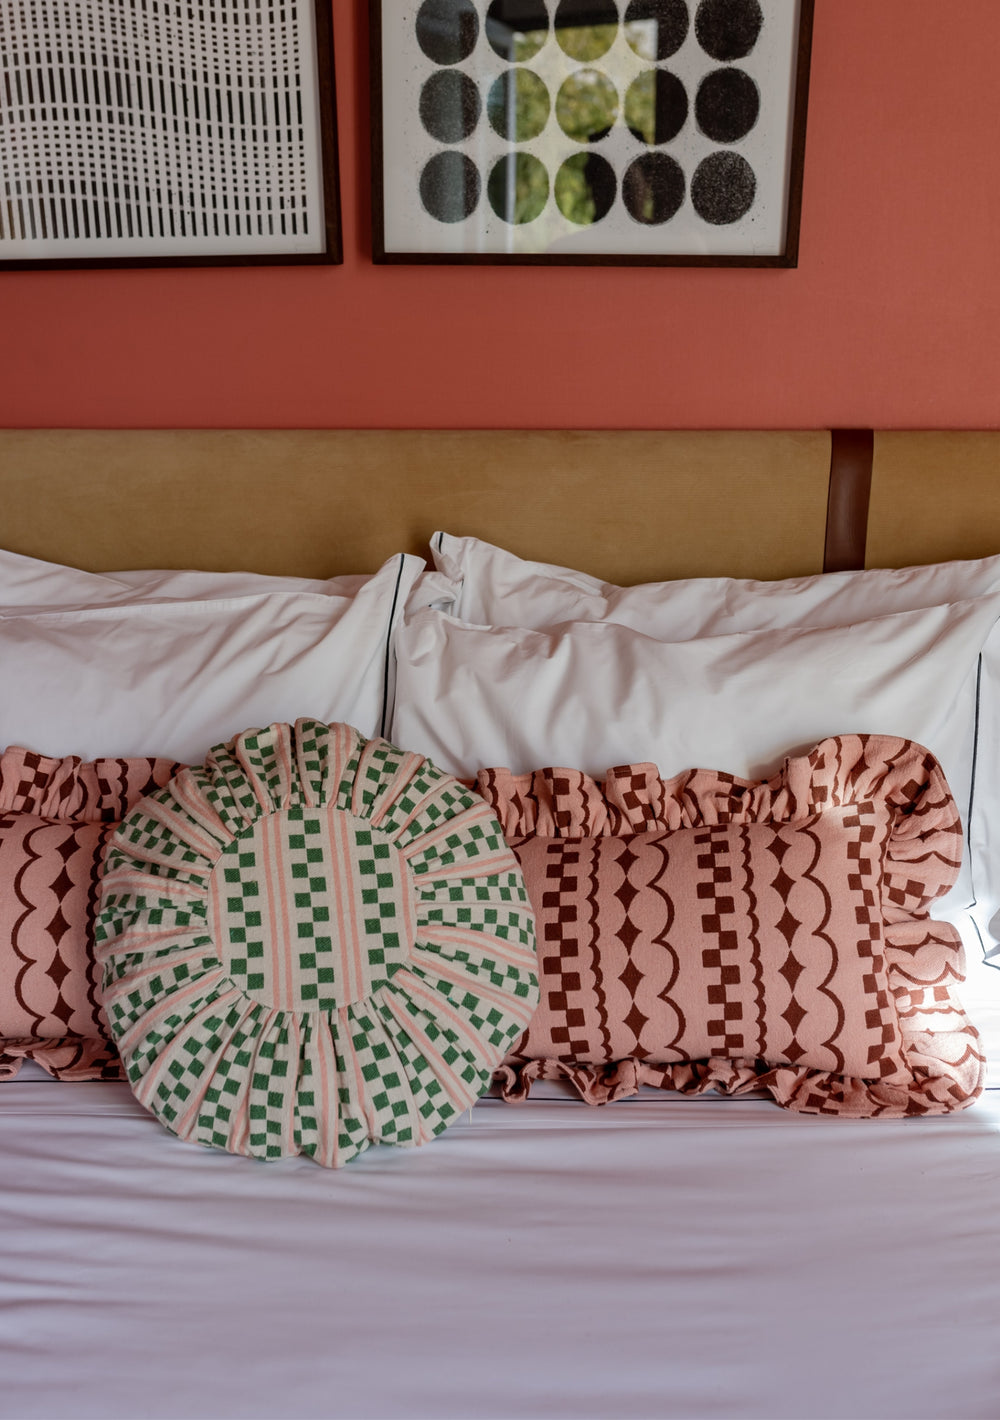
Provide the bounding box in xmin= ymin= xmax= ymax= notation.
xmin=380 ymin=0 xmax=805 ymax=258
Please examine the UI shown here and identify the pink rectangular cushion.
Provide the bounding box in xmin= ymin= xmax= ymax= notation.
xmin=478 ymin=735 xmax=984 ymax=1117
xmin=0 ymin=746 xmax=182 ymax=1079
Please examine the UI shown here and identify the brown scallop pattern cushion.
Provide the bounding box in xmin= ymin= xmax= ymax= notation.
xmin=0 ymin=746 xmax=183 ymax=1079
xmin=478 ymin=735 xmax=984 ymax=1117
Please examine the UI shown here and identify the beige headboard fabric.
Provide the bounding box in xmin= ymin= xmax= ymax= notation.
xmin=0 ymin=430 xmax=828 ymax=583
xmin=0 ymin=428 xmax=996 ymax=582
xmin=866 ymin=432 xmax=1000 ymax=570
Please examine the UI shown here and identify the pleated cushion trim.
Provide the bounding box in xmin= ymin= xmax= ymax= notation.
xmin=97 ymin=720 xmax=538 ymax=1166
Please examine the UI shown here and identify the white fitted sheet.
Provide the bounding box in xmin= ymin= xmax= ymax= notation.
xmin=1 ymin=1077 xmax=999 ymax=1420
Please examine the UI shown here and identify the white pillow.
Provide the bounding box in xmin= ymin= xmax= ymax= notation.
xmin=432 ymin=532 xmax=1000 ymax=636
xmin=0 ymin=553 xmax=424 ymax=762
xmin=393 ymin=598 xmax=995 ymax=778
xmin=393 ymin=598 xmax=1000 ymax=929
xmin=432 ymin=533 xmax=1000 ymax=1020
xmin=0 ymin=546 xmax=359 ymax=606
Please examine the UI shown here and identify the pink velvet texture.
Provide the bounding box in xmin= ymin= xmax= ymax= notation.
xmin=0 ymin=747 xmax=182 ymax=1079
xmin=479 ymin=735 xmax=983 ymax=1117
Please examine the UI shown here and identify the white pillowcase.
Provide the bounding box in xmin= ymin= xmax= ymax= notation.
xmin=393 ymin=598 xmax=1000 ymax=935
xmin=432 ymin=532 xmax=1000 ymax=636
xmin=393 ymin=599 xmax=996 ymax=782
xmin=432 ymin=533 xmax=1000 ymax=923
xmin=0 ymin=546 xmax=361 ymax=606
xmin=0 ymin=553 xmax=424 ymax=762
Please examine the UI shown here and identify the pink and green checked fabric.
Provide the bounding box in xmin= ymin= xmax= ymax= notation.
xmin=95 ymin=720 xmax=538 ymax=1167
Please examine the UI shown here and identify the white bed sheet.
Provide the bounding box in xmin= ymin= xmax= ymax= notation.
xmin=2 ymin=1075 xmax=999 ymax=1420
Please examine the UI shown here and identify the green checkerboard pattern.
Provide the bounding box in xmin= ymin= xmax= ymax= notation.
xmin=96 ymin=720 xmax=538 ymax=1168
xmin=211 ymin=807 xmax=410 ymax=1014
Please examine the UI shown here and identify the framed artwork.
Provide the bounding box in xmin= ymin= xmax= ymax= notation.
xmin=371 ymin=0 xmax=813 ymax=266
xmin=0 ymin=1 xmax=341 ymax=269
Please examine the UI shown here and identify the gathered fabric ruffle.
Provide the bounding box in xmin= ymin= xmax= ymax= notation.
xmin=0 ymin=747 xmax=183 ymax=1081
xmin=97 ymin=719 xmax=538 ymax=1166
xmin=0 ymin=744 xmax=183 ymax=823
xmin=478 ymin=734 xmax=984 ymax=1118
xmin=0 ymin=1036 xmax=125 ymax=1081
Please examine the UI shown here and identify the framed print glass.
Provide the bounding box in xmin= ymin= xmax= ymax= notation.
xmin=371 ymin=0 xmax=813 ymax=266
xmin=0 ymin=1 xmax=341 ymax=269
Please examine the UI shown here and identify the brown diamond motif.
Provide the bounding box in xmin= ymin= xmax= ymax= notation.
xmin=51 ymin=865 xmax=75 ymax=899
xmin=617 ymin=918 xmax=641 ymax=952
xmin=623 ymin=1002 xmax=648 ymax=1044
xmin=776 ymin=906 xmax=800 ymax=948
xmin=617 ymin=843 xmax=639 ymax=876
xmin=615 ymin=878 xmax=639 ymax=912
xmin=46 ymin=906 xmax=72 ymax=947
xmin=619 ymin=957 xmax=644 ymax=997
xmin=782 ymin=997 xmax=807 ymax=1035
xmin=771 ymin=866 xmax=794 ymax=901
xmin=46 ymin=950 xmax=71 ymax=990
xmin=769 ymin=831 xmax=791 ymax=864
xmin=50 ymin=993 xmax=75 ymax=1027
xmin=54 ymin=837 xmax=78 ymax=866
xmin=779 ymin=953 xmax=804 ymax=992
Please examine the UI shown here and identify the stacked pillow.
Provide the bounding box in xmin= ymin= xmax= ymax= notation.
xmin=391 ymin=533 xmax=1000 ymax=1069
xmin=398 ymin=535 xmax=1000 ymax=910
xmin=1 ymin=536 xmax=996 ymax=1139
xmin=0 ymin=545 xmax=351 ymax=604
xmin=0 ymin=546 xmax=428 ymax=1085
xmin=0 ymin=547 xmax=425 ymax=758
xmin=414 ymin=534 xmax=1000 ymax=912
xmin=427 ymin=531 xmax=1000 ymax=641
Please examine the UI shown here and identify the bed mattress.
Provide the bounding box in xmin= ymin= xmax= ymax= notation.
xmin=2 ymin=1073 xmax=998 ymax=1420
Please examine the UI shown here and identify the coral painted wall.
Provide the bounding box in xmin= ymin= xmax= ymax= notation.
xmin=2 ymin=0 xmax=999 ymax=431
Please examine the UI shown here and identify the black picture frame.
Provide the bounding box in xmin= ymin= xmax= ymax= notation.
xmin=0 ymin=0 xmax=342 ymax=270
xmin=371 ymin=0 xmax=813 ymax=267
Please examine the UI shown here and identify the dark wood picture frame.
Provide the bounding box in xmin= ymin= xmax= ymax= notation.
xmin=372 ymin=0 xmax=813 ymax=267
xmin=0 ymin=0 xmax=342 ymax=270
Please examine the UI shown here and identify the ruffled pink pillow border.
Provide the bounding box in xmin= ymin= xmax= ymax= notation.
xmin=0 ymin=746 xmax=182 ymax=1081
xmin=478 ymin=735 xmax=985 ymax=1117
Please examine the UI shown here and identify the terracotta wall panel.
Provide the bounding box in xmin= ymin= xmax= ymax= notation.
xmin=1 ymin=3 xmax=998 ymax=431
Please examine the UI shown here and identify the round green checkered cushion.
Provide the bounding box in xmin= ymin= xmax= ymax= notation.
xmin=95 ymin=720 xmax=538 ymax=1167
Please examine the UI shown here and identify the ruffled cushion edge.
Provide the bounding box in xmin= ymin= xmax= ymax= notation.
xmin=479 ymin=734 xmax=985 ymax=1118
xmin=0 ymin=745 xmax=184 ymax=823
xmin=97 ymin=720 xmax=538 ymax=1165
xmin=0 ymin=1037 xmax=125 ymax=1081
xmin=0 ymin=747 xmax=183 ymax=1079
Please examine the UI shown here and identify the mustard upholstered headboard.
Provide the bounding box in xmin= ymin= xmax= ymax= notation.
xmin=0 ymin=428 xmax=996 ymax=582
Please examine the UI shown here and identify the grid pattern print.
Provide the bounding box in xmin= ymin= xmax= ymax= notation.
xmin=212 ymin=807 xmax=412 ymax=1014
xmin=0 ymin=0 xmax=325 ymax=258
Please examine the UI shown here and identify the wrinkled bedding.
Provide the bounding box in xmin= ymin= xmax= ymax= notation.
xmin=1 ymin=1071 xmax=998 ymax=1420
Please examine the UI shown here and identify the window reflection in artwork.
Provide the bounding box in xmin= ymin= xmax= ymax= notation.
xmin=624 ymin=67 xmax=688 ymax=144
xmin=487 ymin=68 xmax=551 ymax=141
xmin=555 ymin=152 xmax=617 ymax=224
xmin=624 ymin=0 xmax=689 ymax=60
xmin=486 ymin=0 xmax=549 ymax=59
xmin=488 ymin=152 xmax=550 ymax=222
xmin=556 ymin=69 xmax=619 ymax=144
xmin=376 ymin=0 xmax=813 ymax=263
